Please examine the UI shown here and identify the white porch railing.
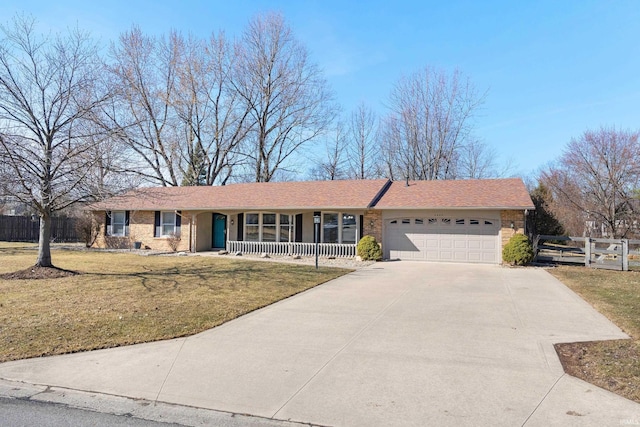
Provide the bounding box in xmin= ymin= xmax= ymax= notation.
xmin=227 ymin=241 xmax=357 ymax=258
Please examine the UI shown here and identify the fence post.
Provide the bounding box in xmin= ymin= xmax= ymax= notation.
xmin=584 ymin=237 xmax=591 ymax=268
xmin=622 ymin=239 xmax=629 ymax=272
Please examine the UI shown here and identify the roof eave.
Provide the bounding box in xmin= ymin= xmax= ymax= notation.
xmin=375 ymin=205 xmax=535 ymax=210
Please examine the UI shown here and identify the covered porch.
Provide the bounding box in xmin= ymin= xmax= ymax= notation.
xmin=193 ymin=210 xmax=364 ymax=258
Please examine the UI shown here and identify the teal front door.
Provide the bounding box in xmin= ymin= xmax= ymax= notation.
xmin=213 ymin=214 xmax=227 ymax=249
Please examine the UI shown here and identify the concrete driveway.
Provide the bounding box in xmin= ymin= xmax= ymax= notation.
xmin=1 ymin=262 xmax=639 ymax=426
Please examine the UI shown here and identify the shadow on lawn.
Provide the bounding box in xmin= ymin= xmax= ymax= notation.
xmin=85 ymin=262 xmax=317 ymax=292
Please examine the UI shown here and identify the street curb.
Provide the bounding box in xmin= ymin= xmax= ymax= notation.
xmin=0 ymin=378 xmax=323 ymax=427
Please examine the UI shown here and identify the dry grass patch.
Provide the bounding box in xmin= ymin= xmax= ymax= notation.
xmin=0 ymin=243 xmax=349 ymax=362
xmin=549 ymin=266 xmax=640 ymax=403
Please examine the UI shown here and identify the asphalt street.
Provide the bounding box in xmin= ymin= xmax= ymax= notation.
xmin=0 ymin=397 xmax=185 ymax=427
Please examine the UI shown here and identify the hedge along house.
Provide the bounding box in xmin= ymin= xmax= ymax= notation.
xmin=89 ymin=178 xmax=534 ymax=264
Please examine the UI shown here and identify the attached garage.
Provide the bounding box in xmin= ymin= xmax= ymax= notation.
xmin=384 ymin=212 xmax=501 ymax=263
xmin=373 ymin=179 xmax=534 ymax=265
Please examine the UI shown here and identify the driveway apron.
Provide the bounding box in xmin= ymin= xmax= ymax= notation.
xmin=0 ymin=263 xmax=638 ymax=426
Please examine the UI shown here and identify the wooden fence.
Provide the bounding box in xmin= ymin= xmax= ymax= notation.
xmin=0 ymin=215 xmax=80 ymax=243
xmin=533 ymin=235 xmax=640 ymax=271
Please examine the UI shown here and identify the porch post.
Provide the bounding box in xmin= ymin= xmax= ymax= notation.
xmin=191 ymin=214 xmax=197 ymax=253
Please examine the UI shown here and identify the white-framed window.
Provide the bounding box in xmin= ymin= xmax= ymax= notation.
xmin=161 ymin=212 xmax=177 ymax=237
xmin=154 ymin=211 xmax=181 ymax=238
xmin=322 ymin=213 xmax=339 ymax=243
xmin=244 ymin=213 xmax=294 ymax=242
xmin=321 ymin=212 xmax=358 ymax=244
xmin=342 ymin=213 xmax=357 ymax=244
xmin=108 ymin=210 xmax=127 ymax=236
xmin=112 ymin=211 xmax=126 ymax=236
xmin=262 ymin=213 xmax=277 ymax=242
xmin=279 ymin=214 xmax=292 ymax=242
xmin=245 ymin=213 xmax=260 ymax=241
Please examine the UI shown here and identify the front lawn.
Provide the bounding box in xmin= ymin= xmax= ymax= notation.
xmin=549 ymin=266 xmax=640 ymax=403
xmin=0 ymin=243 xmax=349 ymax=362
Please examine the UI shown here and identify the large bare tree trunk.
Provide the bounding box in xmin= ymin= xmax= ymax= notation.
xmin=35 ymin=213 xmax=52 ymax=267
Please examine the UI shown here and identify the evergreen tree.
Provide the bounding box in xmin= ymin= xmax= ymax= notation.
xmin=530 ymin=184 xmax=564 ymax=236
xmin=182 ymin=143 xmax=208 ymax=186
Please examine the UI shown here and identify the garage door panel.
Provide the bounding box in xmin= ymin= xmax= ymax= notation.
xmin=453 ymin=240 xmax=467 ymax=249
xmin=385 ymin=214 xmax=500 ymax=264
xmin=482 ymin=240 xmax=497 ymax=250
xmin=468 ymin=240 xmax=482 ymax=250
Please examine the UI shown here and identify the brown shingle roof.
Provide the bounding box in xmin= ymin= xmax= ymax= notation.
xmin=90 ymin=178 xmax=534 ymax=212
xmin=90 ymin=179 xmax=391 ymax=211
xmin=373 ymin=178 xmax=534 ymax=209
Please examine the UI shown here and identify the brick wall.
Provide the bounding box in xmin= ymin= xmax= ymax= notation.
xmin=500 ymin=210 xmax=526 ymax=249
xmin=92 ymin=210 xmax=192 ymax=252
xmin=363 ymin=209 xmax=383 ymax=244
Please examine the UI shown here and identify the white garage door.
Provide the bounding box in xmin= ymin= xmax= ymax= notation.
xmin=385 ymin=216 xmax=500 ymax=263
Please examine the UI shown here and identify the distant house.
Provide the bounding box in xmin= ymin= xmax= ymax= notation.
xmin=88 ymin=178 xmax=534 ymax=264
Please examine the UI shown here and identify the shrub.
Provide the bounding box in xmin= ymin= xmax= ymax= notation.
xmin=166 ymin=231 xmax=181 ymax=252
xmin=357 ymin=235 xmax=382 ymax=261
xmin=502 ymin=234 xmax=534 ymax=266
xmin=75 ymin=212 xmax=98 ymax=248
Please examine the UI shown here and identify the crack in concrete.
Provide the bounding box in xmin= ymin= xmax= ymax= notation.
xmin=521 ymin=373 xmax=565 ymax=426
xmin=154 ymin=338 xmax=188 ymax=404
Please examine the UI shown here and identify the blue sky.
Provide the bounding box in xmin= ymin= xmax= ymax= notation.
xmin=3 ymin=0 xmax=639 ymax=179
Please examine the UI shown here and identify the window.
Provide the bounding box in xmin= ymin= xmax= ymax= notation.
xmin=415 ymin=219 xmax=424 ymax=225
xmin=279 ymin=215 xmax=292 ymax=242
xmin=112 ymin=211 xmax=126 ymax=236
xmin=390 ymin=220 xmax=397 ymax=224
xmin=154 ymin=211 xmax=181 ymax=238
xmin=428 ymin=218 xmax=437 ymax=224
xmin=323 ymin=213 xmax=339 ymax=243
xmin=342 ymin=214 xmax=357 ymax=244
xmin=456 ymin=219 xmax=465 ymax=225
xmin=441 ymin=218 xmax=451 ymax=225
xmin=161 ymin=212 xmax=177 ymax=236
xmin=484 ymin=220 xmax=494 ymax=225
xmin=244 ymin=213 xmax=295 ymax=242
xmin=262 ymin=213 xmax=277 ymax=242
xmin=401 ymin=218 xmax=411 ymax=224
xmin=107 ymin=211 xmax=128 ymax=236
xmin=245 ymin=213 xmax=259 ymax=241
xmin=470 ymin=219 xmax=480 ymax=225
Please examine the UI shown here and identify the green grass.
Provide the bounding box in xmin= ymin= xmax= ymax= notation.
xmin=0 ymin=243 xmax=350 ymax=362
xmin=549 ymin=266 xmax=640 ymax=403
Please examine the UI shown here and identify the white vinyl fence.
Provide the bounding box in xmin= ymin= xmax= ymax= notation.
xmin=228 ymin=241 xmax=357 ymax=258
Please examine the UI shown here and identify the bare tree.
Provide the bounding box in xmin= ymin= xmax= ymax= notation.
xmin=540 ymin=127 xmax=640 ymax=238
xmin=347 ymin=102 xmax=380 ymax=179
xmin=234 ymin=12 xmax=335 ymax=182
xmin=105 ymin=27 xmax=182 ymax=186
xmin=175 ymin=32 xmax=252 ymax=186
xmin=0 ymin=16 xmax=110 ymax=267
xmin=382 ymin=67 xmax=484 ymax=180
xmin=457 ymin=139 xmax=498 ymax=179
xmin=310 ymin=122 xmax=347 ymax=180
